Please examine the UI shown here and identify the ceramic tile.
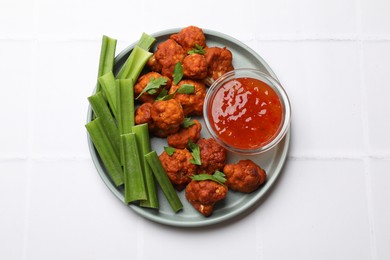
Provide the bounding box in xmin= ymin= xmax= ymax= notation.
xmin=362 ymin=41 xmax=390 ymax=155
xmin=251 ymin=40 xmax=365 ymax=158
xmin=25 ymin=159 xmax=144 ymax=259
xmin=142 ymin=212 xmax=259 ymax=260
xmin=0 ymin=161 xmax=28 ymax=260
xmin=298 ymin=0 xmax=357 ymax=36
xmin=360 ymin=0 xmax=390 ymax=36
xmin=369 ymin=158 xmax=390 ymax=260
xmin=31 ymin=40 xmax=99 ymax=158
xmin=0 ymin=41 xmax=32 ymax=158
xmin=256 ymin=159 xmax=372 ymax=260
xmin=0 ymin=0 xmax=35 ymax=36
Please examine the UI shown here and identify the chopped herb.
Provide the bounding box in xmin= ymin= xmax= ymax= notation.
xmin=177 ymin=84 xmax=195 ymax=94
xmin=190 ymin=170 xmax=227 ymax=186
xmin=136 ymin=77 xmax=167 ymax=100
xmin=188 ymin=44 xmax=205 ymax=55
xmin=173 ymin=62 xmax=183 ymax=84
xmin=182 ymin=117 xmax=195 ymax=128
xmin=188 ymin=140 xmax=201 ymax=165
xmin=164 ymin=146 xmax=176 ymax=156
xmin=156 ymin=83 xmax=194 ymax=101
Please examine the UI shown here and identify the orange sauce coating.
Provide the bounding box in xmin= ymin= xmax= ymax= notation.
xmin=208 ymin=77 xmax=283 ymax=149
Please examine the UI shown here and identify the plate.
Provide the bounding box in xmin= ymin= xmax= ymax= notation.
xmin=87 ymin=28 xmax=291 ymax=227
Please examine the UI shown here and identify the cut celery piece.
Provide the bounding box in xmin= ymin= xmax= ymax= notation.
xmin=98 ymin=71 xmax=117 ymax=119
xmin=132 ymin=124 xmax=159 ymax=209
xmin=121 ymin=133 xmax=147 ymax=203
xmin=86 ymin=117 xmax=123 ymax=187
xmin=97 ymin=35 xmax=117 ymax=93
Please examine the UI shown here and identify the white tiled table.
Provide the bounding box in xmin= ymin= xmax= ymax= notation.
xmin=1 ymin=0 xmax=389 ymax=259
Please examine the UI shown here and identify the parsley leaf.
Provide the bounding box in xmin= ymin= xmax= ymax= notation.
xmin=136 ymin=77 xmax=167 ymax=100
xmin=164 ymin=146 xmax=176 ymax=156
xmin=188 ymin=44 xmax=206 ymax=55
xmin=190 ymin=170 xmax=227 ymax=186
xmin=177 ymin=84 xmax=195 ymax=94
xmin=182 ymin=117 xmax=195 ymax=128
xmin=173 ymin=62 xmax=183 ymax=85
xmin=188 ymin=140 xmax=201 ymax=165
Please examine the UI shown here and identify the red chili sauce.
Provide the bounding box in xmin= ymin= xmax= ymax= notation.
xmin=208 ymin=77 xmax=283 ymax=149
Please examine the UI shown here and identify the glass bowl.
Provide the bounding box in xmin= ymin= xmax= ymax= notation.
xmin=203 ymin=68 xmax=291 ymax=155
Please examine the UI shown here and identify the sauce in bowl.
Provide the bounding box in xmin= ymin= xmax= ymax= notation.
xmin=204 ymin=69 xmax=290 ymax=154
xmin=208 ymin=77 xmax=282 ymax=149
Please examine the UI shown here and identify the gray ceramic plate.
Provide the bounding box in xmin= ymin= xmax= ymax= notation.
xmin=87 ymin=28 xmax=291 ymax=227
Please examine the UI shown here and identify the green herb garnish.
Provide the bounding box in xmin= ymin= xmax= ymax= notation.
xmin=188 ymin=44 xmax=205 ymax=55
xmin=155 ymin=84 xmax=195 ymax=101
xmin=136 ymin=77 xmax=167 ymax=99
xmin=177 ymin=84 xmax=195 ymax=94
xmin=190 ymin=170 xmax=227 ymax=186
xmin=164 ymin=146 xmax=176 ymax=156
xmin=173 ymin=62 xmax=183 ymax=84
xmin=188 ymin=140 xmax=201 ymax=165
xmin=182 ymin=117 xmax=195 ymax=128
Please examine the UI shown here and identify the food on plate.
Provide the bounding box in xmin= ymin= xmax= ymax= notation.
xmin=150 ymin=99 xmax=185 ymax=137
xmin=134 ymin=72 xmax=171 ymax=103
xmin=223 ymin=159 xmax=267 ymax=193
xmin=147 ymin=26 xmax=233 ymax=83
xmin=170 ymin=25 xmax=207 ymax=52
xmin=152 ymin=38 xmax=186 ymax=78
xmin=185 ymin=179 xmax=228 ymax=216
xmin=89 ymin=26 xmax=277 ymax=219
xmin=204 ymin=47 xmax=234 ymax=81
xmin=159 ymin=148 xmax=198 ymax=191
xmin=182 ymin=53 xmax=208 ymax=79
xmin=197 ymin=138 xmax=227 ymax=175
xmin=169 ymin=79 xmax=206 ymax=116
xmin=167 ymin=119 xmax=202 ymax=149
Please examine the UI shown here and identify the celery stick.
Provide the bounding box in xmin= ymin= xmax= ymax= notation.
xmin=116 ymin=45 xmax=153 ymax=81
xmin=137 ymin=32 xmax=156 ymax=51
xmin=98 ymin=71 xmax=117 ymax=119
xmin=86 ymin=118 xmax=123 ymax=187
xmin=116 ymin=79 xmax=134 ymax=134
xmin=132 ymin=124 xmax=159 ymax=209
xmin=88 ymin=92 xmax=120 ymax=159
xmin=97 ymin=35 xmax=117 ymax=93
xmin=145 ymin=151 xmax=183 ymax=213
xmin=121 ymin=133 xmax=147 ymax=203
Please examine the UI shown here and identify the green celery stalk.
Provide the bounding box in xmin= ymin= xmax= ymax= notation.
xmin=116 ymin=79 xmax=134 ymax=165
xmin=97 ymin=35 xmax=117 ymax=93
xmin=116 ymin=45 xmax=153 ymax=81
xmin=98 ymin=71 xmax=118 ymax=119
xmin=132 ymin=124 xmax=159 ymax=209
xmin=116 ymin=79 xmax=134 ymax=134
xmin=145 ymin=151 xmax=183 ymax=213
xmin=86 ymin=117 xmax=123 ymax=187
xmin=88 ymin=92 xmax=120 ymax=159
xmin=121 ymin=133 xmax=147 ymax=203
xmin=137 ymin=32 xmax=156 ymax=51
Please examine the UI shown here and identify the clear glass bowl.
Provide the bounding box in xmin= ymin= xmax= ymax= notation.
xmin=203 ymin=68 xmax=291 ymax=155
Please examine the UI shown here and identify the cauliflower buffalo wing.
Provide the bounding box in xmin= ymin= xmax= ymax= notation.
xmin=182 ymin=53 xmax=207 ymax=79
xmin=185 ymin=180 xmax=228 ymax=217
xmin=167 ymin=119 xmax=202 ymax=149
xmin=204 ymin=46 xmax=234 ymax=81
xmin=153 ymin=39 xmax=186 ymax=78
xmin=169 ymin=79 xmax=206 ymax=116
xmin=150 ymin=99 xmax=184 ymax=137
xmin=159 ymin=148 xmax=198 ymax=191
xmin=170 ymin=26 xmax=207 ymax=52
xmin=134 ymin=72 xmax=171 ymax=104
xmin=223 ymin=160 xmax=267 ymax=193
xmin=197 ymin=138 xmax=227 ymax=175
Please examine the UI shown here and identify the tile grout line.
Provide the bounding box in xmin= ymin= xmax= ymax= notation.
xmin=356 ymin=0 xmax=378 ymax=259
